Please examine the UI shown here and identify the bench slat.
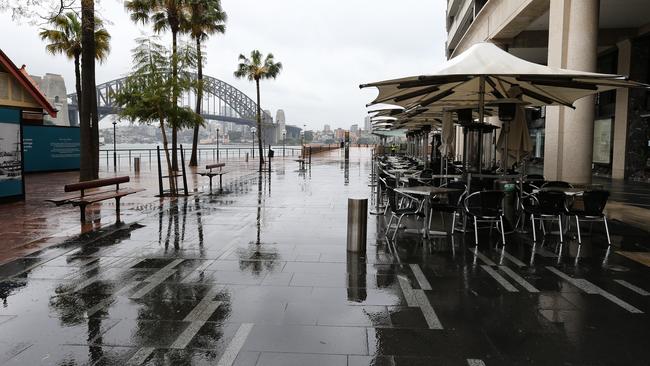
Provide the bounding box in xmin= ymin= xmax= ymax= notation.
xmin=206 ymin=163 xmax=226 ymax=170
xmin=67 ymin=188 xmax=144 ymax=206
xmin=47 ymin=188 xmax=120 ymax=205
xmin=65 ymin=176 xmax=130 ymax=192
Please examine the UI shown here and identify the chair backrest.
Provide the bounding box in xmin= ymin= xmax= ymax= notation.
xmin=581 ymin=190 xmax=609 ymax=216
xmin=542 ymin=180 xmax=573 ymax=189
xmin=420 ymin=169 xmax=433 ymax=179
xmin=480 ymin=190 xmax=504 ymax=211
xmin=385 ymin=187 xmax=399 ymax=212
xmin=407 ymin=177 xmax=421 ymax=187
xmin=463 ymin=190 xmax=504 ymax=217
xmin=537 ymin=190 xmax=568 ymax=215
xmin=445 ymin=181 xmax=467 ymax=208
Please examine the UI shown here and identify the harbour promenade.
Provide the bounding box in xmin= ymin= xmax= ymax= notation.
xmin=0 ymin=148 xmax=649 ymax=365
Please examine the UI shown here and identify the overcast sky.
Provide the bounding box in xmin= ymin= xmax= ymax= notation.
xmin=1 ymin=0 xmax=447 ymax=130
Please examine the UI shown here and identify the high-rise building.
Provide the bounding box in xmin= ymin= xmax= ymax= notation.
xmin=275 ymin=109 xmax=286 ymax=141
xmin=350 ymin=124 xmax=359 ymax=134
xmin=324 ymin=124 xmax=331 ymax=132
xmin=364 ymin=116 xmax=372 ymax=132
xmin=446 ymin=0 xmax=650 ymax=182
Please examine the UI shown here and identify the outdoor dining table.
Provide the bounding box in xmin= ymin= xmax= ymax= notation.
xmin=533 ymin=187 xmax=586 ymax=196
xmin=395 ymin=186 xmax=462 ymax=238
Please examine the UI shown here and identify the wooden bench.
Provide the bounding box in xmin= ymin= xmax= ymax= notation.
xmin=294 ymin=158 xmax=306 ymax=170
xmin=198 ymin=163 xmax=227 ymax=191
xmin=47 ymin=176 xmax=144 ymax=222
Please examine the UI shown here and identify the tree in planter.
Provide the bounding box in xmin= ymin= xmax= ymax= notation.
xmin=0 ymin=0 xmax=103 ymax=182
xmin=112 ymin=37 xmax=202 ymax=194
xmin=185 ymin=0 xmax=227 ymax=167
xmin=233 ymin=50 xmax=282 ymax=171
xmin=39 ymin=11 xmax=110 ymax=180
xmin=125 ymin=0 xmax=190 ymax=172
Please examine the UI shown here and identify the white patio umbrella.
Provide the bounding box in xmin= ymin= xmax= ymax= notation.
xmin=439 ymin=111 xmax=455 ymax=159
xmin=360 ymin=42 xmax=645 ymax=112
xmin=360 ymin=42 xmax=646 ymax=172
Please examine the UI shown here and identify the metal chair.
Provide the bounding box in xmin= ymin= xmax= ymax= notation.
xmin=385 ymin=187 xmax=425 ymax=241
xmin=524 ymin=190 xmax=568 ymax=243
xmin=568 ymin=190 xmax=611 ymax=247
xmin=463 ymin=190 xmax=506 ymax=246
xmin=542 ymin=181 xmax=573 ymax=189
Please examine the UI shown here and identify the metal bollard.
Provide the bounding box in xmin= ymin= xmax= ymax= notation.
xmin=347 ymin=198 xmax=368 ymax=254
xmin=245 ymin=152 xmax=249 ymax=162
xmin=134 ymin=157 xmax=140 ymax=173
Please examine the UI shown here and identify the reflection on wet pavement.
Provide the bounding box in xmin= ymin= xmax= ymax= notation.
xmin=0 ymin=148 xmax=649 ymax=365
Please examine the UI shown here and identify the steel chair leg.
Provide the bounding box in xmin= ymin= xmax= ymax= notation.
xmin=558 ymin=215 xmax=563 ymax=243
xmin=473 ymin=217 xmax=479 ymax=246
xmin=603 ymin=216 xmax=612 ymax=246
xmin=531 ymin=214 xmax=537 ymax=242
xmin=393 ymin=214 xmax=404 ymax=241
xmin=575 ymin=216 xmax=582 ymax=244
xmin=451 ymin=212 xmax=456 ymax=235
xmin=499 ymin=216 xmax=506 ymax=245
xmin=386 ymin=214 xmax=395 ymax=237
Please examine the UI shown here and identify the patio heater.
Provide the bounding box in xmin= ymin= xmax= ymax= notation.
xmin=112 ymin=120 xmax=117 ymax=171
xmin=487 ymin=98 xmax=529 ymax=173
xmin=216 ymin=128 xmax=220 ymax=162
xmin=251 ymin=127 xmax=256 ymax=158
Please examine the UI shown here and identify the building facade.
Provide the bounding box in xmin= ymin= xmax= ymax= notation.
xmin=446 ymin=0 xmax=650 ymax=182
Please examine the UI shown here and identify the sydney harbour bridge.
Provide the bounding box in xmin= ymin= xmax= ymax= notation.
xmin=67 ymin=73 xmax=301 ymax=143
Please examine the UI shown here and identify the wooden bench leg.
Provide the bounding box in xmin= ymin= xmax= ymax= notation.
xmin=219 ymin=175 xmax=223 ymax=191
xmin=209 ymin=176 xmax=213 ymax=192
xmin=115 ymin=197 xmax=122 ymax=223
xmin=79 ymin=204 xmax=87 ymax=222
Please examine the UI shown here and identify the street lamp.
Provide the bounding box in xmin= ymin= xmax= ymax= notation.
xmin=112 ymin=120 xmax=117 ymax=171
xmin=282 ymin=129 xmax=286 ymax=157
xmin=216 ymin=127 xmax=220 ymax=162
xmin=251 ymin=127 xmax=257 ymax=159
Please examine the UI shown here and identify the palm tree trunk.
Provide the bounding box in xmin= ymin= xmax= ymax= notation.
xmin=73 ymin=54 xmax=84 ymax=131
xmin=79 ymin=0 xmax=97 ymax=181
xmin=255 ymin=78 xmax=264 ymax=170
xmin=171 ymin=30 xmax=179 ymax=172
xmin=160 ymin=118 xmax=176 ymax=194
xmin=189 ymin=37 xmax=202 ymax=167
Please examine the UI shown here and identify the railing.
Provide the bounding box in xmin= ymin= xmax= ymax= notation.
xmin=100 ymin=145 xmax=303 ymax=171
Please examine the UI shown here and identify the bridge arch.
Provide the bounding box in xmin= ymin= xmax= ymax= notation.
xmin=67 ymin=74 xmax=273 ymax=127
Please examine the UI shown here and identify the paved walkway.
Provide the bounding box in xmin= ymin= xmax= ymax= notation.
xmin=0 ymin=148 xmax=648 ymax=365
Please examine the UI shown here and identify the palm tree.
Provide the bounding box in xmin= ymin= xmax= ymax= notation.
xmin=125 ymin=0 xmax=189 ymax=171
xmin=39 ymin=11 xmax=110 ymax=180
xmin=113 ymin=37 xmax=202 ymax=194
xmin=186 ymin=0 xmax=227 ymax=167
xmin=234 ymin=50 xmax=282 ymax=170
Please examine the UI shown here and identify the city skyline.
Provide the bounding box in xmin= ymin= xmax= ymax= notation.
xmin=0 ymin=0 xmax=446 ymax=131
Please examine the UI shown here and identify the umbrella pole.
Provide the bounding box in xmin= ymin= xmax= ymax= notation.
xmin=478 ymin=75 xmax=486 ymax=174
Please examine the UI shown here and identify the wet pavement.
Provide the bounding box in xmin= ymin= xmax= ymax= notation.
xmin=0 ymin=148 xmax=649 ymax=365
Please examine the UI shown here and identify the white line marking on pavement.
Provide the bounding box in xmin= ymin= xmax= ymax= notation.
xmin=217 ymin=323 xmax=254 ymax=366
xmin=85 ymin=281 xmax=141 ymax=317
xmin=398 ymin=276 xmax=417 ymax=307
xmin=481 ymin=265 xmax=518 ymax=292
xmin=181 ymin=260 xmax=216 ymax=283
xmin=409 ymin=264 xmax=432 ymax=290
xmin=414 ymin=289 xmax=443 ymax=329
xmin=546 ymin=266 xmax=643 ymax=313
xmin=125 ymin=346 xmax=156 ymax=366
xmin=614 ymin=280 xmax=650 ymax=296
xmin=499 ymin=266 xmax=539 ymax=293
xmin=170 ymin=302 xmax=222 ymax=349
xmin=469 ymin=249 xmax=495 ymax=266
xmin=467 ymin=359 xmax=486 ymax=366
xmin=129 ymin=269 xmax=176 ymax=299
xmin=501 ymin=250 xmax=526 ymax=267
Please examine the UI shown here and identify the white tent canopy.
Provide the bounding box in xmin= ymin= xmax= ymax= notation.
xmin=360 ymin=42 xmax=646 ymax=111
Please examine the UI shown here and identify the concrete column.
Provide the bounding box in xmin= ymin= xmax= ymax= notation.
xmin=544 ymin=0 xmax=599 ymax=184
xmin=611 ymin=39 xmax=632 ymax=180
